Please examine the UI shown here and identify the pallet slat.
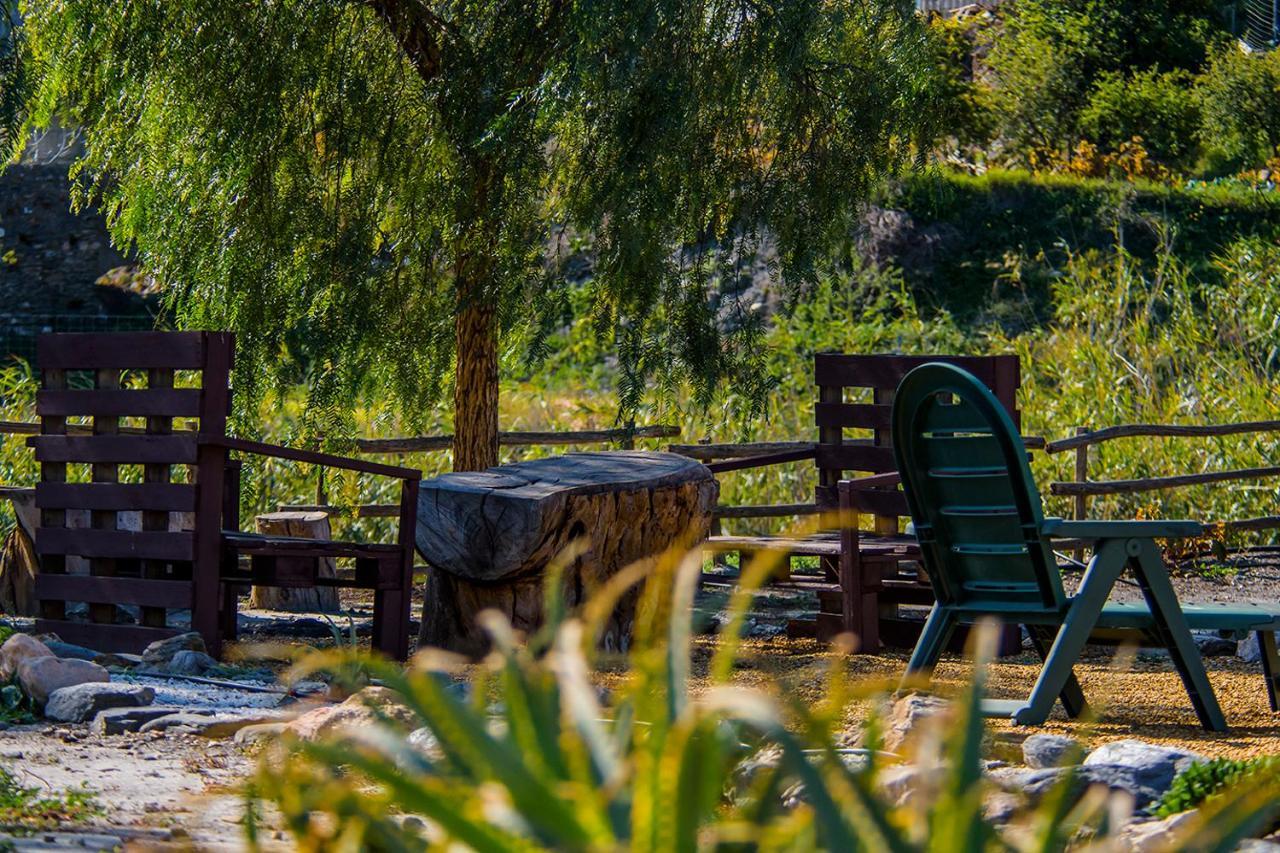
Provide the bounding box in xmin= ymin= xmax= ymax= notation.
xmin=38 ymin=389 xmax=203 ymax=418
xmin=35 ymin=482 xmax=197 ymax=512
xmin=38 ymin=332 xmax=211 ymax=370
xmin=814 ymin=353 xmax=1009 ymax=389
xmin=33 ymin=619 xmax=182 ymax=655
xmin=29 ymin=435 xmax=198 ymax=464
xmin=34 ymin=574 xmax=194 ymax=608
xmin=35 ymin=528 xmax=195 ymax=561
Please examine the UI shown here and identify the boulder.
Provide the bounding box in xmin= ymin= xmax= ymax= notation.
xmin=879 ymin=693 xmax=951 ymax=754
xmin=140 ymin=632 xmax=207 ymax=668
xmin=91 ymin=706 xmax=182 ymax=736
xmin=1022 ymin=734 xmax=1083 ymax=769
xmin=165 ymin=650 xmax=217 ymax=676
xmin=44 ymin=683 xmax=155 ymax=723
xmin=16 ymin=656 xmax=108 ymax=706
xmin=1083 ymin=740 xmax=1206 ymax=805
xmin=284 ymin=686 xmax=417 ymax=741
xmin=877 ymin=764 xmax=932 ymax=808
xmin=0 ymin=634 xmax=53 ymax=680
xmin=139 ymin=711 xmax=283 ymax=738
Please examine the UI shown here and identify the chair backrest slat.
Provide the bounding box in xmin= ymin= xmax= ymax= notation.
xmin=892 ymin=363 xmax=1064 ymax=613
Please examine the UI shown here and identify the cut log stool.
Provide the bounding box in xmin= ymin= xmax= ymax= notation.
xmin=247 ymin=511 xmax=340 ymax=613
xmin=416 ymin=451 xmax=718 ymax=656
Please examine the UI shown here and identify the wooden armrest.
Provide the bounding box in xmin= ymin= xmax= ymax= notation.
xmin=837 ymin=472 xmax=901 ymax=491
xmin=705 ymin=447 xmax=816 ymax=475
xmin=200 ymin=435 xmax=422 ymax=480
xmin=1041 ymin=517 xmax=1204 ymax=540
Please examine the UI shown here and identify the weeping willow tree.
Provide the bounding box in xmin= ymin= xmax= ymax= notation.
xmin=2 ymin=0 xmax=938 ymax=470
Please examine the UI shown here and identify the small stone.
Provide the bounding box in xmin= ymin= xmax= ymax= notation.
xmin=91 ymin=706 xmax=182 ymax=736
xmin=1115 ymin=811 xmax=1199 ymax=851
xmin=877 ymin=764 xmax=930 ymax=808
xmin=140 ymin=632 xmax=207 ymax=668
xmin=234 ymin=722 xmax=289 ymax=745
xmin=1022 ymin=734 xmax=1083 ymax=769
xmin=165 ymin=650 xmax=217 ymax=676
xmin=42 ymin=641 xmax=99 ymax=662
xmin=1192 ymin=631 xmax=1238 ymax=657
xmin=407 ymin=726 xmax=441 ymax=760
xmin=982 ymin=791 xmax=1023 ymax=824
xmin=16 ymin=656 xmax=109 ymax=706
xmin=43 ymin=683 xmax=154 ymax=723
xmin=1238 ymin=633 xmax=1274 ymax=664
xmin=1236 ymin=840 xmax=1280 ymax=852
xmin=94 ymin=652 xmax=144 ymax=669
xmin=0 ymin=634 xmax=54 ymax=680
xmin=879 ymin=693 xmax=951 ymax=754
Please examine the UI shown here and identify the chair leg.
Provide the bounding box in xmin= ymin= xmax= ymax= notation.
xmin=219 ymin=581 xmax=239 ymax=644
xmin=902 ymin=604 xmax=956 ymax=689
xmin=1028 ymin=625 xmax=1089 ymax=719
xmin=369 ymin=556 xmax=410 ymax=661
xmin=1130 ymin=539 xmax=1227 ymax=733
xmin=1014 ymin=539 xmax=1127 ymax=726
xmin=1259 ymin=630 xmax=1280 ymax=713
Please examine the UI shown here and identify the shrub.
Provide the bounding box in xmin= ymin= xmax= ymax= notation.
xmin=1155 ymin=755 xmax=1280 ymax=817
xmin=983 ymin=0 xmax=1226 ymax=164
xmin=1080 ymin=69 xmax=1202 ymax=170
xmin=1197 ymin=43 xmax=1280 ymax=173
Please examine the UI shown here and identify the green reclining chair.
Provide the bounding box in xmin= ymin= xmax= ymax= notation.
xmin=893 ymin=362 xmax=1280 ymax=732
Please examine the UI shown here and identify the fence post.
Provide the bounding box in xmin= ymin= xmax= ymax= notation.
xmin=1073 ymin=426 xmax=1088 ymax=563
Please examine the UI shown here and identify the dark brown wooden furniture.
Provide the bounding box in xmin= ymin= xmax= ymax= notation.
xmin=705 ymin=352 xmax=1024 ymax=653
xmin=30 ymin=331 xmax=421 ymax=659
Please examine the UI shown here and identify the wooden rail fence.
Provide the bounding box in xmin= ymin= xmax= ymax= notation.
xmin=1046 ymin=419 xmax=1280 ymax=537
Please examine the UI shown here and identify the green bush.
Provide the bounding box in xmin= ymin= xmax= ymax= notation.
xmin=1155 ymin=756 xmax=1280 ymax=817
xmin=1197 ymin=43 xmax=1280 ymax=173
xmin=1080 ymin=69 xmax=1202 ymax=169
xmin=982 ymin=0 xmax=1226 ymax=165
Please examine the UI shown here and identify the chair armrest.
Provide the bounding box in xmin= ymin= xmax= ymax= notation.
xmin=837 ymin=472 xmax=901 ymax=492
xmin=200 ymin=435 xmax=422 ymax=480
xmin=1041 ymin=518 xmax=1204 ymax=540
xmin=705 ymin=447 xmax=816 ymax=475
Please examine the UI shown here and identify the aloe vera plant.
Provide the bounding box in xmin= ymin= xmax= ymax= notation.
xmin=245 ymin=542 xmax=1280 ymax=851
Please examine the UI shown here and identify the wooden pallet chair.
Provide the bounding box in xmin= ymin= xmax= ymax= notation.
xmin=893 ymin=362 xmax=1280 ymax=731
xmin=30 ymin=331 xmax=421 ymax=659
xmin=705 ymin=352 xmax=1025 ymax=653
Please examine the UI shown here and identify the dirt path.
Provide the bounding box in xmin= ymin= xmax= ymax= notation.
xmin=0 ymin=724 xmax=281 ymax=850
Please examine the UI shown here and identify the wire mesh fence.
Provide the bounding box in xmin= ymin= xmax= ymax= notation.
xmin=0 ymin=313 xmax=158 ymax=366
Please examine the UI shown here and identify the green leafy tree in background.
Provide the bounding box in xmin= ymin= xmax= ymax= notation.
xmin=983 ymin=0 xmax=1226 ymax=163
xmin=0 ymin=0 xmax=937 ymax=470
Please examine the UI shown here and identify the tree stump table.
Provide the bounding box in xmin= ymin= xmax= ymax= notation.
xmin=415 ymin=451 xmax=717 ymax=655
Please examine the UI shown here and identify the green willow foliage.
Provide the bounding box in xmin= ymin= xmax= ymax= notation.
xmin=3 ymin=0 xmax=940 ymax=432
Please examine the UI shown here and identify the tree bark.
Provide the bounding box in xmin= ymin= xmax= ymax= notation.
xmin=452 ymin=297 xmax=500 ymax=472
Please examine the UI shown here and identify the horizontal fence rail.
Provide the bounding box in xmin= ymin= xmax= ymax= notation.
xmin=1045 ymin=420 xmax=1280 ymax=454
xmin=0 ymin=421 xmax=680 ymax=454
xmin=1050 ymin=464 xmax=1280 ymax=497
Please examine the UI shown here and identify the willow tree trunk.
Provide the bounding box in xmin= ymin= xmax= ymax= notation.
xmin=453 ymin=298 xmax=500 ymax=472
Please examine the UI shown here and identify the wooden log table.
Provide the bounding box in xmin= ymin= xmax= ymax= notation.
xmin=415 ymin=451 xmax=717 ymax=655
